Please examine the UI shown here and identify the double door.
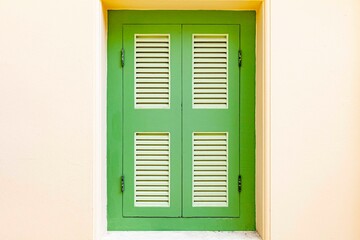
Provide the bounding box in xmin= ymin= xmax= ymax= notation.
xmin=122 ymin=25 xmax=240 ymax=218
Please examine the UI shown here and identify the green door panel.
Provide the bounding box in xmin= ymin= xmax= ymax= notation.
xmin=107 ymin=10 xmax=256 ymax=230
xmin=123 ymin=25 xmax=182 ymax=217
xmin=182 ymin=25 xmax=240 ymax=217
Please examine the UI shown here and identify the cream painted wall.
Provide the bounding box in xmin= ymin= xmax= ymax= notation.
xmin=1 ymin=0 xmax=360 ymax=240
xmin=270 ymin=0 xmax=360 ymax=239
xmin=0 ymin=0 xmax=97 ymax=239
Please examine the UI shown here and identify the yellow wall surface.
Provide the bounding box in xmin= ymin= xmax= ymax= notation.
xmin=1 ymin=0 xmax=360 ymax=240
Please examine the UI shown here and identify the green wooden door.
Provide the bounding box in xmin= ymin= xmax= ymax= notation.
xmin=123 ymin=25 xmax=182 ymax=217
xmin=182 ymin=25 xmax=240 ymax=217
xmin=123 ymin=24 xmax=240 ymax=218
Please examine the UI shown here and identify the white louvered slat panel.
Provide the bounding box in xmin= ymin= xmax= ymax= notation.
xmin=192 ymin=132 xmax=228 ymax=207
xmin=192 ymin=34 xmax=228 ymax=109
xmin=135 ymin=34 xmax=170 ymax=109
xmin=135 ymin=132 xmax=170 ymax=207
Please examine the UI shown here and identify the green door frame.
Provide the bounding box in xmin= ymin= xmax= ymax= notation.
xmin=107 ymin=10 xmax=256 ymax=231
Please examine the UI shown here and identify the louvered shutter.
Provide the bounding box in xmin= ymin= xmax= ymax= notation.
xmin=182 ymin=25 xmax=240 ymax=217
xmin=192 ymin=34 xmax=228 ymax=108
xmin=135 ymin=34 xmax=170 ymax=109
xmin=123 ymin=25 xmax=182 ymax=217
xmin=135 ymin=132 xmax=170 ymax=207
xmin=192 ymin=132 xmax=228 ymax=207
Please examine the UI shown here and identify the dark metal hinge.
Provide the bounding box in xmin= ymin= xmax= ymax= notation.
xmin=238 ymin=175 xmax=242 ymax=192
xmin=121 ymin=176 xmax=124 ymax=192
xmin=121 ymin=48 xmax=125 ymax=67
xmin=238 ymin=50 xmax=242 ymax=67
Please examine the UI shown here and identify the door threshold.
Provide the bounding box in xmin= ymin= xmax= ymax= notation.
xmin=102 ymin=231 xmax=261 ymax=240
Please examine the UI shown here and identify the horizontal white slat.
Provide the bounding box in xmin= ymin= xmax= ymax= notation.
xmin=136 ymin=170 xmax=169 ymax=175
xmin=193 ymin=192 xmax=227 ymax=196
xmin=136 ymin=79 xmax=169 ymax=83
xmin=194 ymin=172 xmax=227 ymax=176
xmin=193 ymin=94 xmax=227 ymax=98
xmin=136 ymin=92 xmax=169 ymax=97
xmin=194 ymin=58 xmax=227 ymax=63
xmin=194 ymin=196 xmax=227 ymax=201
xmin=194 ymin=48 xmax=227 ymax=53
xmin=193 ymin=73 xmax=227 ymax=78
xmin=194 ymin=166 xmax=227 ymax=171
xmin=193 ymin=145 xmax=227 ymax=150
xmin=136 ymin=57 xmax=169 ymax=62
xmin=194 ymin=43 xmax=227 ymax=47
xmin=136 ymin=83 xmax=169 ymax=88
xmin=136 ymin=191 xmax=169 ymax=196
xmin=135 ymin=155 xmax=169 ymax=160
xmin=193 ymin=99 xmax=227 ymax=104
xmin=192 ymin=134 xmax=226 ymax=139
xmin=136 ymin=38 xmax=169 ymax=42
xmin=136 ymin=104 xmax=169 ymax=109
xmin=194 ymin=69 xmax=227 ymax=73
xmin=136 ymin=73 xmax=169 ymax=78
xmin=194 ymin=89 xmax=227 ymax=94
xmin=136 ymin=100 xmax=169 ymax=105
xmin=194 ymin=186 xmax=227 ymax=191
xmin=194 ymin=38 xmax=227 ymax=42
xmin=136 ymin=186 xmax=169 ymax=190
xmin=136 ymin=48 xmax=169 ymax=52
xmin=193 ymin=161 xmax=227 ymax=165
xmin=136 ymin=88 xmax=169 ymax=95
xmin=194 ymin=175 xmax=227 ymax=181
xmin=136 ymin=181 xmax=169 ymax=186
xmin=192 ymin=202 xmax=227 ymax=207
xmin=136 ymin=175 xmax=169 ymax=180
xmin=194 ymin=157 xmax=227 ymax=160
xmin=136 ymin=151 xmax=169 ymax=156
xmin=194 ymin=82 xmax=226 ymax=87
xmin=136 ymin=63 xmax=169 ymax=68
xmin=136 ymin=196 xmax=169 ymax=201
xmin=136 ymin=162 xmax=169 ymax=167
xmin=194 ymin=63 xmax=227 ymax=68
xmin=135 ymin=145 xmax=169 ymax=150
xmin=194 ymin=53 xmax=227 ymax=58
xmin=194 ymin=182 xmax=227 ymax=186
xmin=136 ymin=42 xmax=169 ymax=47
xmin=136 ymin=68 xmax=169 ymax=73
xmin=194 ymin=151 xmax=226 ymax=156
xmin=194 ymin=141 xmax=226 ymax=145
xmin=136 ymin=52 xmax=169 ymax=57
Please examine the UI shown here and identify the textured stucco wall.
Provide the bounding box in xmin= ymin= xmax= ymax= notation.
xmin=1 ymin=0 xmax=360 ymax=240
xmin=270 ymin=0 xmax=360 ymax=239
xmin=0 ymin=0 xmax=97 ymax=239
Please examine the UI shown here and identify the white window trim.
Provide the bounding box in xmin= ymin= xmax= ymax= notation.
xmin=102 ymin=231 xmax=261 ymax=240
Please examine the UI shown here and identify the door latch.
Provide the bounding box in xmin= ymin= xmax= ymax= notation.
xmin=238 ymin=50 xmax=242 ymax=67
xmin=121 ymin=176 xmax=125 ymax=192
xmin=121 ymin=48 xmax=125 ymax=67
xmin=238 ymin=175 xmax=242 ymax=192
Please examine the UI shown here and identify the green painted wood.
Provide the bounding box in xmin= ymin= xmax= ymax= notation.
xmin=182 ymin=25 xmax=240 ymax=217
xmin=109 ymin=217 xmax=249 ymax=231
xmin=122 ymin=25 xmax=182 ymax=217
xmin=107 ymin=10 xmax=256 ymax=230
